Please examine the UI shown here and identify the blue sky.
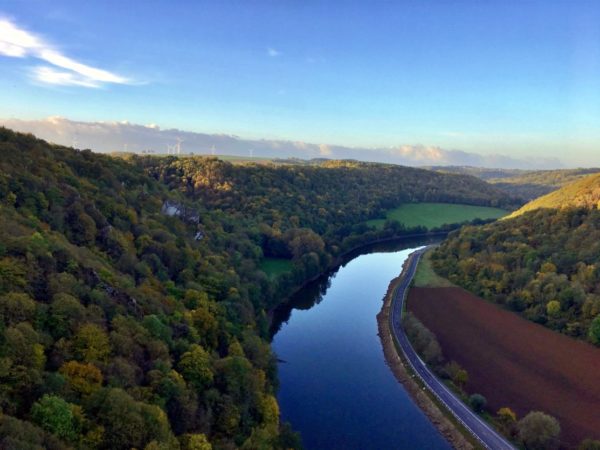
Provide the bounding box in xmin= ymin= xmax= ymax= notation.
xmin=1 ymin=1 xmax=599 ymax=165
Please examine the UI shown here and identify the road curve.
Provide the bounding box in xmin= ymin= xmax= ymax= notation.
xmin=390 ymin=248 xmax=516 ymax=450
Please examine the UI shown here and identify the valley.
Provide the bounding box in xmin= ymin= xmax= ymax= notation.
xmin=3 ymin=3 xmax=599 ymax=449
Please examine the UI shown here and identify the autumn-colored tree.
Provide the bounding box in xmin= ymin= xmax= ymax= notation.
xmin=496 ymin=407 xmax=517 ymax=436
xmin=179 ymin=433 xmax=212 ymax=450
xmin=546 ymin=300 xmax=561 ymax=317
xmin=177 ymin=344 xmax=214 ymax=391
xmin=74 ymin=323 xmax=111 ymax=363
xmin=60 ymin=360 xmax=103 ymax=395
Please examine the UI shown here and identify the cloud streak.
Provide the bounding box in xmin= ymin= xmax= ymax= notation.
xmin=0 ymin=116 xmax=564 ymax=170
xmin=267 ymin=47 xmax=281 ymax=57
xmin=0 ymin=17 xmax=130 ymax=87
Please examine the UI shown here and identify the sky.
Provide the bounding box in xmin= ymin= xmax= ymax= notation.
xmin=0 ymin=1 xmax=599 ymax=167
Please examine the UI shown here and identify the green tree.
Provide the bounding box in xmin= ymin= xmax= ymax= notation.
xmin=469 ymin=393 xmax=487 ymax=413
xmin=0 ymin=292 xmax=36 ymax=326
xmin=92 ymin=388 xmax=174 ymax=450
xmin=517 ymin=411 xmax=560 ymax=450
xmin=30 ymin=394 xmax=79 ymax=441
xmin=177 ymin=344 xmax=214 ymax=391
xmin=589 ymin=314 xmax=600 ymax=345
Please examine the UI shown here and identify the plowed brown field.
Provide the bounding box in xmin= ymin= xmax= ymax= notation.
xmin=408 ymin=287 xmax=600 ymax=447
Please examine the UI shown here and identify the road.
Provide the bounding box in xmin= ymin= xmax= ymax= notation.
xmin=390 ymin=248 xmax=516 ymax=450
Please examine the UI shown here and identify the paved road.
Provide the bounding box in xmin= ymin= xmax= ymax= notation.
xmin=390 ymin=248 xmax=516 ymax=450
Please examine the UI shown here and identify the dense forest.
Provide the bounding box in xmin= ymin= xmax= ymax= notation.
xmin=433 ymin=183 xmax=600 ymax=343
xmin=0 ymin=128 xmax=514 ymax=449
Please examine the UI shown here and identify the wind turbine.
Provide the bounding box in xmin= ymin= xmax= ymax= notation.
xmin=249 ymin=148 xmax=254 ymax=158
xmin=211 ymin=145 xmax=216 ymax=156
xmin=176 ymin=137 xmax=184 ymax=155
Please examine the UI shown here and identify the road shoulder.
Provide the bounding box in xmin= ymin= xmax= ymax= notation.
xmin=377 ymin=255 xmax=474 ymax=450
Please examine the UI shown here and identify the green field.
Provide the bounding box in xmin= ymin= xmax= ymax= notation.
xmin=413 ymin=249 xmax=454 ymax=288
xmin=259 ymin=257 xmax=294 ymax=278
xmin=367 ymin=202 xmax=508 ymax=230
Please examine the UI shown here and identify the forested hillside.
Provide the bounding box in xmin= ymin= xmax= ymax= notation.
xmin=139 ymin=157 xmax=515 ymax=240
xmin=507 ymin=172 xmax=600 ymax=217
xmin=432 ymin=177 xmax=600 ymax=344
xmin=430 ymin=166 xmax=600 ymax=201
xmin=0 ymin=128 xmax=513 ymax=449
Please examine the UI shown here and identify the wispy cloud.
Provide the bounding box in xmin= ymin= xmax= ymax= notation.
xmin=267 ymin=47 xmax=281 ymax=57
xmin=0 ymin=17 xmax=130 ymax=87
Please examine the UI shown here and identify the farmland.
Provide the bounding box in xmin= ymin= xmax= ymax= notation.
xmin=367 ymin=202 xmax=507 ymax=230
xmin=407 ymin=286 xmax=600 ymax=446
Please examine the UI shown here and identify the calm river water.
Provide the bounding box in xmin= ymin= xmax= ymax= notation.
xmin=271 ymin=239 xmax=451 ymax=450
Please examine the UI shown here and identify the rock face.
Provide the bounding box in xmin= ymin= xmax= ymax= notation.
xmin=161 ymin=200 xmax=200 ymax=224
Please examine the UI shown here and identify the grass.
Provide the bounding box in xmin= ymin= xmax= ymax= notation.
xmin=259 ymin=257 xmax=293 ymax=278
xmin=507 ymin=172 xmax=600 ymax=218
xmin=367 ymin=202 xmax=508 ymax=230
xmin=413 ymin=249 xmax=454 ymax=288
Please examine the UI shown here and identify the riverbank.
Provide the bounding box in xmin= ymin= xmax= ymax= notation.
xmin=273 ymin=246 xmax=454 ymax=449
xmin=267 ymin=230 xmax=448 ymax=331
xmin=376 ymin=254 xmax=474 ymax=450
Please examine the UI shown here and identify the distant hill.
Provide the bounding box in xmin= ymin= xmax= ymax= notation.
xmin=426 ymin=165 xmax=525 ymax=180
xmin=428 ymin=166 xmax=600 ymax=202
xmin=508 ymin=172 xmax=600 ymax=217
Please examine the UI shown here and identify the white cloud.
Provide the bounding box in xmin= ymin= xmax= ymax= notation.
xmin=267 ymin=47 xmax=281 ymax=57
xmin=318 ymin=144 xmax=332 ymax=156
xmin=0 ymin=116 xmax=565 ymax=169
xmin=0 ymin=17 xmax=130 ymax=87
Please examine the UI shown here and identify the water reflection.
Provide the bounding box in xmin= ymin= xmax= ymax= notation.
xmin=271 ymin=237 xmax=450 ymax=450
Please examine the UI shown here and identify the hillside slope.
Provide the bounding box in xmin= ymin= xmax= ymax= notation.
xmin=508 ymin=172 xmax=600 ymax=217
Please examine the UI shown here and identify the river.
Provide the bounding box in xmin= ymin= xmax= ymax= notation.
xmin=271 ymin=239 xmax=451 ymax=450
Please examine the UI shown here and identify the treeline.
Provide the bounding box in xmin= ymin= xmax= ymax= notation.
xmin=0 ymin=128 xmax=513 ymax=449
xmin=139 ymin=156 xmax=517 ymax=238
xmin=432 ymin=207 xmax=600 ymax=344
xmin=488 ymin=168 xmax=600 ymax=202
